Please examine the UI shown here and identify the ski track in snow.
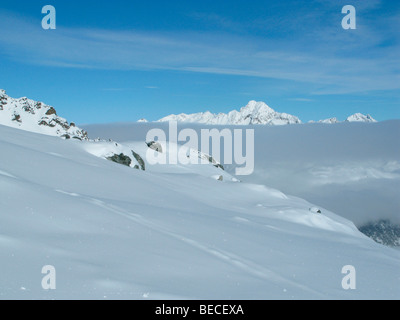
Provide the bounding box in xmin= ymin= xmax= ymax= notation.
xmin=46 ymin=152 xmax=64 ymax=158
xmin=48 ymin=188 xmax=333 ymax=296
xmin=55 ymin=189 xmax=81 ymax=197
xmin=0 ymin=170 xmax=17 ymax=179
xmin=81 ymin=194 xmax=323 ymax=297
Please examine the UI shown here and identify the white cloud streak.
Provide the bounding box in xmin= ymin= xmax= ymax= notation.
xmin=0 ymin=10 xmax=398 ymax=95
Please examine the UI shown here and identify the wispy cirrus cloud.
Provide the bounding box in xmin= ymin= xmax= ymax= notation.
xmin=0 ymin=7 xmax=398 ymax=95
xmin=288 ymin=98 xmax=314 ymax=102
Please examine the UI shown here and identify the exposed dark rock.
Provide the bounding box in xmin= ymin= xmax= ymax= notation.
xmin=12 ymin=114 xmax=21 ymax=123
xmin=132 ymin=151 xmax=146 ymax=171
xmin=0 ymin=93 xmax=7 ymax=110
xmin=107 ymin=153 xmax=132 ymax=167
xmin=23 ymin=104 xmax=35 ymax=114
xmin=359 ymin=220 xmax=400 ymax=247
xmin=147 ymin=141 xmax=163 ymax=153
xmin=47 ymin=121 xmax=56 ymax=128
xmin=50 ymin=118 xmax=70 ymax=130
xmin=204 ymin=154 xmax=224 ymax=170
xmin=61 ymin=134 xmax=71 ymax=140
xmin=45 ymin=107 xmax=57 ymax=116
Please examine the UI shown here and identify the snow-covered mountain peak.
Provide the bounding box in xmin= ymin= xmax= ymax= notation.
xmin=158 ymin=100 xmax=302 ymax=126
xmin=318 ymin=117 xmax=340 ymax=124
xmin=309 ymin=114 xmax=378 ymax=124
xmin=241 ymin=100 xmax=275 ymax=114
xmin=0 ymin=89 xmax=88 ymax=140
xmin=157 ymin=99 xmax=380 ymax=126
xmin=346 ymin=113 xmax=377 ymax=123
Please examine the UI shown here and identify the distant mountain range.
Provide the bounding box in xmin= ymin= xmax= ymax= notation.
xmin=158 ymin=100 xmax=301 ymax=125
xmin=0 ymin=90 xmax=377 ymax=133
xmin=313 ymin=113 xmax=377 ymax=124
xmin=151 ymin=100 xmax=377 ymax=125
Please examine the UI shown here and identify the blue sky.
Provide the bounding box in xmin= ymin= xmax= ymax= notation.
xmin=0 ymin=0 xmax=399 ymax=124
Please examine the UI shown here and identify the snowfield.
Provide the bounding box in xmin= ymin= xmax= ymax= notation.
xmin=1 ymin=123 xmax=399 ymax=299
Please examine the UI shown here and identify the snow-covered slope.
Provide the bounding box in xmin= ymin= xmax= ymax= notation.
xmin=0 ymin=89 xmax=88 ymax=140
xmin=2 ymin=124 xmax=399 ymax=299
xmin=346 ymin=113 xmax=377 ymax=123
xmin=85 ymin=120 xmax=400 ymax=248
xmin=158 ymin=101 xmax=302 ymax=126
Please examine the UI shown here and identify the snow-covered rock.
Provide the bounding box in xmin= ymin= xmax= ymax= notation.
xmin=346 ymin=113 xmax=377 ymax=123
xmin=158 ymin=100 xmax=302 ymax=126
xmin=0 ymin=89 xmax=88 ymax=140
xmin=137 ymin=118 xmax=148 ymax=123
xmin=359 ymin=220 xmax=400 ymax=247
xmin=146 ymin=141 xmax=163 ymax=153
xmin=82 ymin=140 xmax=146 ymax=170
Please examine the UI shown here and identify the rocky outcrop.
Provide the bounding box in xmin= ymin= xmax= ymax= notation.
xmin=0 ymin=90 xmax=7 ymax=111
xmin=147 ymin=141 xmax=163 ymax=153
xmin=104 ymin=150 xmax=145 ymax=171
xmin=132 ymin=151 xmax=146 ymax=171
xmin=107 ymin=153 xmax=132 ymax=167
xmin=0 ymin=89 xmax=88 ymax=140
xmin=359 ymin=220 xmax=400 ymax=247
xmin=196 ymin=151 xmax=224 ymax=170
xmin=45 ymin=107 xmax=57 ymax=116
xmin=12 ymin=113 xmax=21 ymax=123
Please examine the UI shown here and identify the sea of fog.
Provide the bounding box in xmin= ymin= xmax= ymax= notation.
xmin=84 ymin=120 xmax=400 ymax=226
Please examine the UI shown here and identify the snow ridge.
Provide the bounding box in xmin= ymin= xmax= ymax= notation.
xmin=0 ymin=89 xmax=88 ymax=140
